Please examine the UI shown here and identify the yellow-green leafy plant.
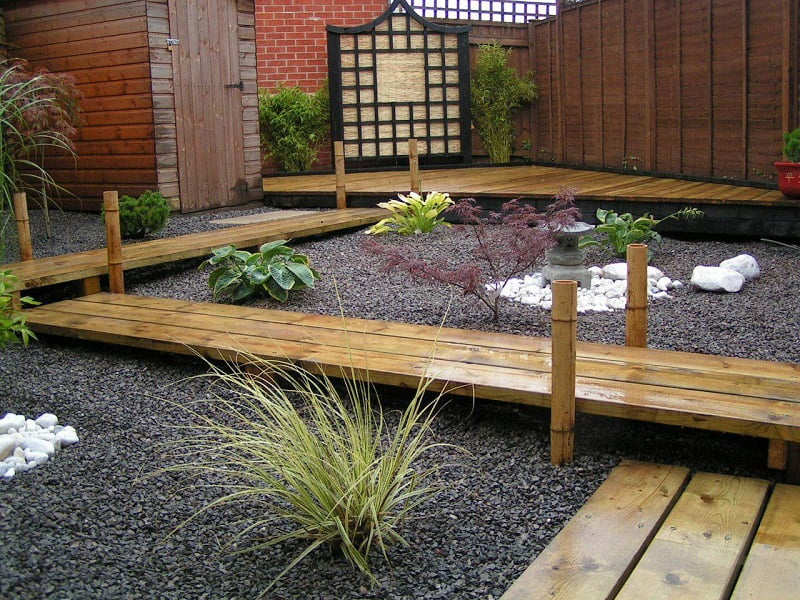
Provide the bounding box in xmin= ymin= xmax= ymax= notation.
xmin=159 ymin=355 xmax=451 ymax=591
xmin=367 ymin=191 xmax=454 ymax=235
xmin=471 ymin=42 xmax=538 ymax=164
xmin=0 ymin=270 xmax=38 ymax=348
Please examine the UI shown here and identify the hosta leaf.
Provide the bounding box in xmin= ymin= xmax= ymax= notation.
xmin=231 ymin=283 xmax=255 ymax=302
xmin=259 ymin=239 xmax=289 ymax=254
xmin=266 ymin=278 xmax=289 ymax=302
xmin=285 ymin=262 xmax=317 ymax=288
xmin=269 ymin=263 xmax=296 ymax=290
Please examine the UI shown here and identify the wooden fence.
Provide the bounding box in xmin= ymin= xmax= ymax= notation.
xmin=466 ymin=0 xmax=799 ymax=185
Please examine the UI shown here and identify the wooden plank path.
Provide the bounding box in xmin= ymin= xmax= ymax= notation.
xmin=2 ymin=208 xmax=386 ymax=292
xmin=25 ymin=293 xmax=800 ymax=444
xmin=263 ymin=165 xmax=788 ymax=206
xmin=502 ymin=460 xmax=800 ymax=600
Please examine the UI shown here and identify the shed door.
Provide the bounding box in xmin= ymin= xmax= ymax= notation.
xmin=169 ymin=0 xmax=246 ymax=212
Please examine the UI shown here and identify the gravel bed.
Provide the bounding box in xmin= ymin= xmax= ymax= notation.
xmin=1 ymin=207 xmax=798 ymax=599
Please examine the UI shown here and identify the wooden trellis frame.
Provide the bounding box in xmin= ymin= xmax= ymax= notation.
xmin=327 ymin=0 xmax=472 ymax=167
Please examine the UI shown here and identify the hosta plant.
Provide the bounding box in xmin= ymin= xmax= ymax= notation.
xmin=159 ymin=355 xmax=450 ymax=590
xmin=367 ymin=191 xmax=454 ymax=235
xmin=201 ymin=240 xmax=319 ymax=302
xmin=0 ymin=270 xmax=38 ymax=348
xmin=579 ymin=207 xmax=704 ymax=259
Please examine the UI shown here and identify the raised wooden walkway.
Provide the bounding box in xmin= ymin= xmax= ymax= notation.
xmin=2 ymin=208 xmax=385 ymax=292
xmin=502 ymin=460 xmax=800 ymax=600
xmin=25 ymin=293 xmax=800 ymax=450
xmin=263 ymin=165 xmax=795 ymax=236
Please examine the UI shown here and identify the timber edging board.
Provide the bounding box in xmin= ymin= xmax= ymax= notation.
xmin=501 ymin=461 xmax=800 ymax=600
xmin=1 ymin=208 xmax=387 ymax=292
xmin=24 ymin=293 xmax=800 ymax=444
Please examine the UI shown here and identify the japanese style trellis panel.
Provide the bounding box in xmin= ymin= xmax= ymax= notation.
xmin=327 ymin=0 xmax=471 ymax=167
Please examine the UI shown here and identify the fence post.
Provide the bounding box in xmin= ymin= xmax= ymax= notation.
xmin=408 ymin=138 xmax=420 ymax=193
xmin=551 ymin=279 xmax=577 ymax=466
xmin=103 ymin=191 xmax=125 ymax=294
xmin=334 ymin=141 xmax=347 ymax=209
xmin=625 ymin=243 xmax=648 ymax=347
xmin=12 ymin=192 xmax=33 ymax=262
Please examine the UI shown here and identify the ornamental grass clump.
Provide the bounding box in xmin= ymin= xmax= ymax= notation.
xmin=367 ymin=190 xmax=454 ymax=235
xmin=0 ymin=59 xmax=81 ymax=258
xmin=160 ymin=355 xmax=449 ymax=590
xmin=365 ymin=189 xmax=580 ymax=322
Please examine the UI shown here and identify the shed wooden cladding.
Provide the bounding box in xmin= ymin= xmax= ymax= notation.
xmin=4 ymin=0 xmax=262 ymax=213
xmin=461 ymin=0 xmax=798 ymax=186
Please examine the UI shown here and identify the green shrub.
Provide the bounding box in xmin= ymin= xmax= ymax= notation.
xmin=201 ymin=239 xmax=320 ymax=302
xmin=115 ymin=190 xmax=170 ymax=239
xmin=471 ymin=43 xmax=538 ymax=164
xmin=579 ymin=207 xmax=704 ymax=259
xmin=160 ymin=355 xmax=449 ymax=590
xmin=367 ymin=191 xmax=454 ymax=235
xmin=782 ymin=128 xmax=800 ymax=162
xmin=258 ymin=83 xmax=330 ymax=172
xmin=0 ymin=270 xmax=38 ymax=348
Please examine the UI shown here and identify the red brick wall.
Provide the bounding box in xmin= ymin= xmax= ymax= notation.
xmin=255 ymin=0 xmax=386 ymax=92
xmin=255 ymin=1 xmax=386 ymax=171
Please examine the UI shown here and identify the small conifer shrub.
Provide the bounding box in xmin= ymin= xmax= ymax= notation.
xmin=115 ymin=190 xmax=170 ymax=239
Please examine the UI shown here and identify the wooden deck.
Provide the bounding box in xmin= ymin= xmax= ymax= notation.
xmin=263 ymin=165 xmax=798 ymax=237
xmin=25 ymin=293 xmax=800 ymax=449
xmin=502 ymin=460 xmax=800 ymax=600
xmin=2 ymin=208 xmax=386 ymax=292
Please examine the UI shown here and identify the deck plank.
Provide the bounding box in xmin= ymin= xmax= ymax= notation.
xmin=501 ymin=461 xmax=690 ymax=600
xmin=25 ymin=294 xmax=800 ymax=442
xmin=2 ymin=208 xmax=386 ymax=291
xmin=730 ymin=483 xmax=800 ymax=599
xmin=615 ymin=473 xmax=769 ymax=600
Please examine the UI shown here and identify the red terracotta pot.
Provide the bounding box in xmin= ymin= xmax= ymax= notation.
xmin=775 ymin=162 xmax=800 ymax=198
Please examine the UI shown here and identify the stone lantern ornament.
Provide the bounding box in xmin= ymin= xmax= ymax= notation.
xmin=542 ymin=222 xmax=595 ymax=289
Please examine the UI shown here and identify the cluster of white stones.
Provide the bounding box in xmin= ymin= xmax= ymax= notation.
xmin=690 ymin=254 xmax=760 ymax=293
xmin=492 ymin=263 xmax=682 ymax=313
xmin=0 ymin=412 xmax=79 ymax=479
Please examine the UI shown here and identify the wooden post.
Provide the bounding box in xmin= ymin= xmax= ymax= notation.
xmin=408 ymin=138 xmax=420 ymax=193
xmin=768 ymin=439 xmax=789 ymax=471
xmin=103 ymin=191 xmax=125 ymax=294
xmin=334 ymin=141 xmax=347 ymax=209
xmin=551 ymin=279 xmax=577 ymax=466
xmin=625 ymin=243 xmax=648 ymax=347
xmin=12 ymin=192 xmax=33 ymax=261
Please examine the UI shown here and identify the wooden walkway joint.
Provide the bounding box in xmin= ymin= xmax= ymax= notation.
xmin=501 ymin=460 xmax=800 ymax=600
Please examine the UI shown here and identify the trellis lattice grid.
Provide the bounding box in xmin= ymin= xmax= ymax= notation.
xmin=405 ymin=0 xmax=558 ymax=23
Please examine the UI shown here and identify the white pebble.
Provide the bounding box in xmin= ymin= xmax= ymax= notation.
xmin=35 ymin=413 xmax=58 ymax=429
xmin=0 ymin=413 xmax=25 ymax=434
xmin=55 ymin=426 xmax=79 ymax=447
xmin=24 ymin=437 xmax=56 ymax=457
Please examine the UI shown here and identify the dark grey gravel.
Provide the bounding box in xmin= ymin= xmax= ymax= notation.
xmin=1 ymin=207 xmax=798 ymax=600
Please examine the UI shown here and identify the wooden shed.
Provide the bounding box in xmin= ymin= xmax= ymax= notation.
xmin=2 ymin=0 xmax=263 ymax=212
